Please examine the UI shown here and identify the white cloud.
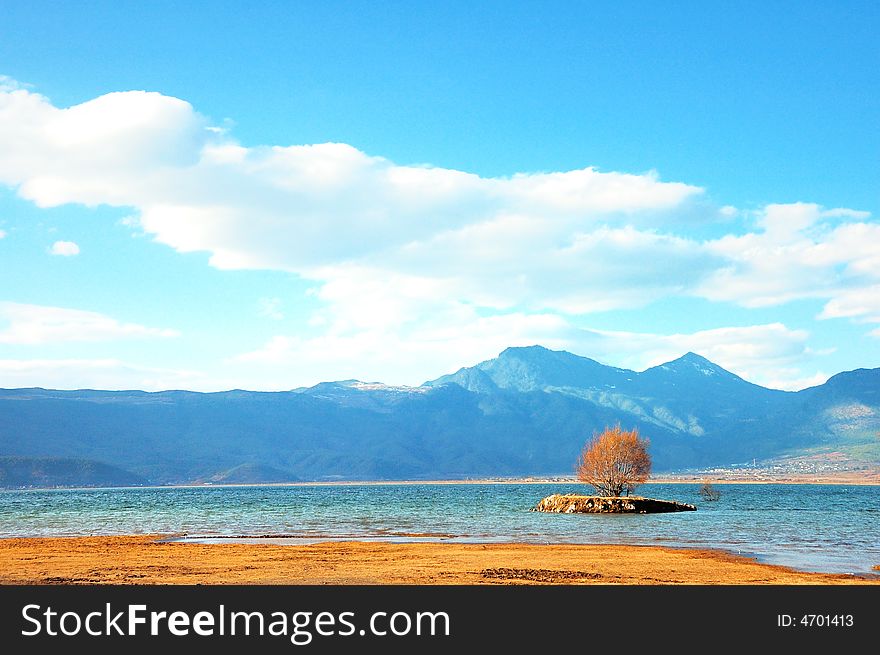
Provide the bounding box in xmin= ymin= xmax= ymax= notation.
xmin=0 ymin=314 xmax=820 ymax=392
xmin=0 ymin=302 xmax=179 ymax=344
xmin=0 ymin=81 xmax=707 ymax=277
xmin=231 ymin=310 xmax=575 ymax=388
xmin=698 ymin=204 xmax=880 ymax=310
xmin=566 ymin=322 xmax=822 ymax=390
xmin=0 ymin=358 xmax=203 ymax=391
xmin=0 ymin=229 xmax=6 ymax=239
xmin=757 ymin=370 xmax=831 ymax=392
xmin=0 ymin=87 xmax=206 ymax=208
xmin=1 ymin=82 xmax=875 ymax=322
xmin=0 ymin=79 xmax=877 ymax=391
xmin=818 ymin=284 xmax=880 ymax=321
xmin=821 ymin=207 xmax=871 ymax=220
xmin=383 ymin=223 xmax=721 ymax=313
xmin=232 ymin=312 xmax=823 ymax=391
xmin=48 ymin=240 xmax=80 ymax=256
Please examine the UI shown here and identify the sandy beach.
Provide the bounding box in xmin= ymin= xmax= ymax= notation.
xmin=0 ymin=536 xmax=877 ymax=585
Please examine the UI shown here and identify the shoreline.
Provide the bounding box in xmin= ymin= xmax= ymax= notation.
xmin=4 ymin=474 xmax=880 ymax=493
xmin=0 ymin=535 xmax=877 ymax=585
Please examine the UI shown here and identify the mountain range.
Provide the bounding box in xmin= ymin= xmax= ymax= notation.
xmin=1 ymin=345 xmax=878 ymax=487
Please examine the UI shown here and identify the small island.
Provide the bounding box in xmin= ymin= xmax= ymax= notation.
xmin=533 ymin=493 xmax=695 ymax=514
xmin=534 ymin=425 xmax=697 ymax=514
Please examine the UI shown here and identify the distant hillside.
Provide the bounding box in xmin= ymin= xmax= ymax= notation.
xmin=785 ymin=368 xmax=880 ymax=465
xmin=0 ymin=456 xmax=146 ymax=488
xmin=0 ymin=346 xmax=877 ymax=485
xmin=200 ymin=463 xmax=300 ymax=484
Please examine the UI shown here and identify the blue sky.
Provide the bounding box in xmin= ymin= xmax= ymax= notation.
xmin=0 ymin=1 xmax=878 ymax=391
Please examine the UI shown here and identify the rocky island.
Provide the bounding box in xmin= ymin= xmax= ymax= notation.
xmin=533 ymin=493 xmax=696 ymax=514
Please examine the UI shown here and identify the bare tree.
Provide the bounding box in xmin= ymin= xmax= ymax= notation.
xmin=699 ymin=481 xmax=721 ymax=501
xmin=576 ymin=425 xmax=651 ymax=497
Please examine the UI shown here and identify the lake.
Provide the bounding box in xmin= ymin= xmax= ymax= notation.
xmin=1 ymin=482 xmax=878 ymax=574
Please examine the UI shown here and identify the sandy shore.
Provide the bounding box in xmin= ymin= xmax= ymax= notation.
xmin=158 ymin=471 xmax=880 ymax=489
xmin=0 ymin=536 xmax=877 ymax=585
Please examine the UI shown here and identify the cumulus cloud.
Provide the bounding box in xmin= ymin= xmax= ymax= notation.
xmin=818 ymin=284 xmax=880 ymax=322
xmin=1 ymin=81 xmax=874 ymax=319
xmin=0 ymin=86 xmax=206 ymax=208
xmin=698 ymin=204 xmax=880 ymax=311
xmin=0 ymin=79 xmax=877 ymax=389
xmin=0 ymin=80 xmax=712 ymax=301
xmin=0 ymin=229 xmax=6 ymax=239
xmin=0 ymin=302 xmax=179 ymax=344
xmin=48 ymin=240 xmax=80 ymax=256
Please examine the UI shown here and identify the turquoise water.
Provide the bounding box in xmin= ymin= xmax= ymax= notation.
xmin=1 ymin=483 xmax=878 ymax=574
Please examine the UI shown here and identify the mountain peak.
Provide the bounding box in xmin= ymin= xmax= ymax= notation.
xmin=679 ymin=352 xmax=715 ymax=366
xmin=427 ymin=345 xmax=625 ymax=393
xmin=497 ymin=344 xmax=605 ymax=366
xmin=498 ymin=344 xmax=555 ymax=358
xmin=650 ymin=352 xmax=741 ymax=380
